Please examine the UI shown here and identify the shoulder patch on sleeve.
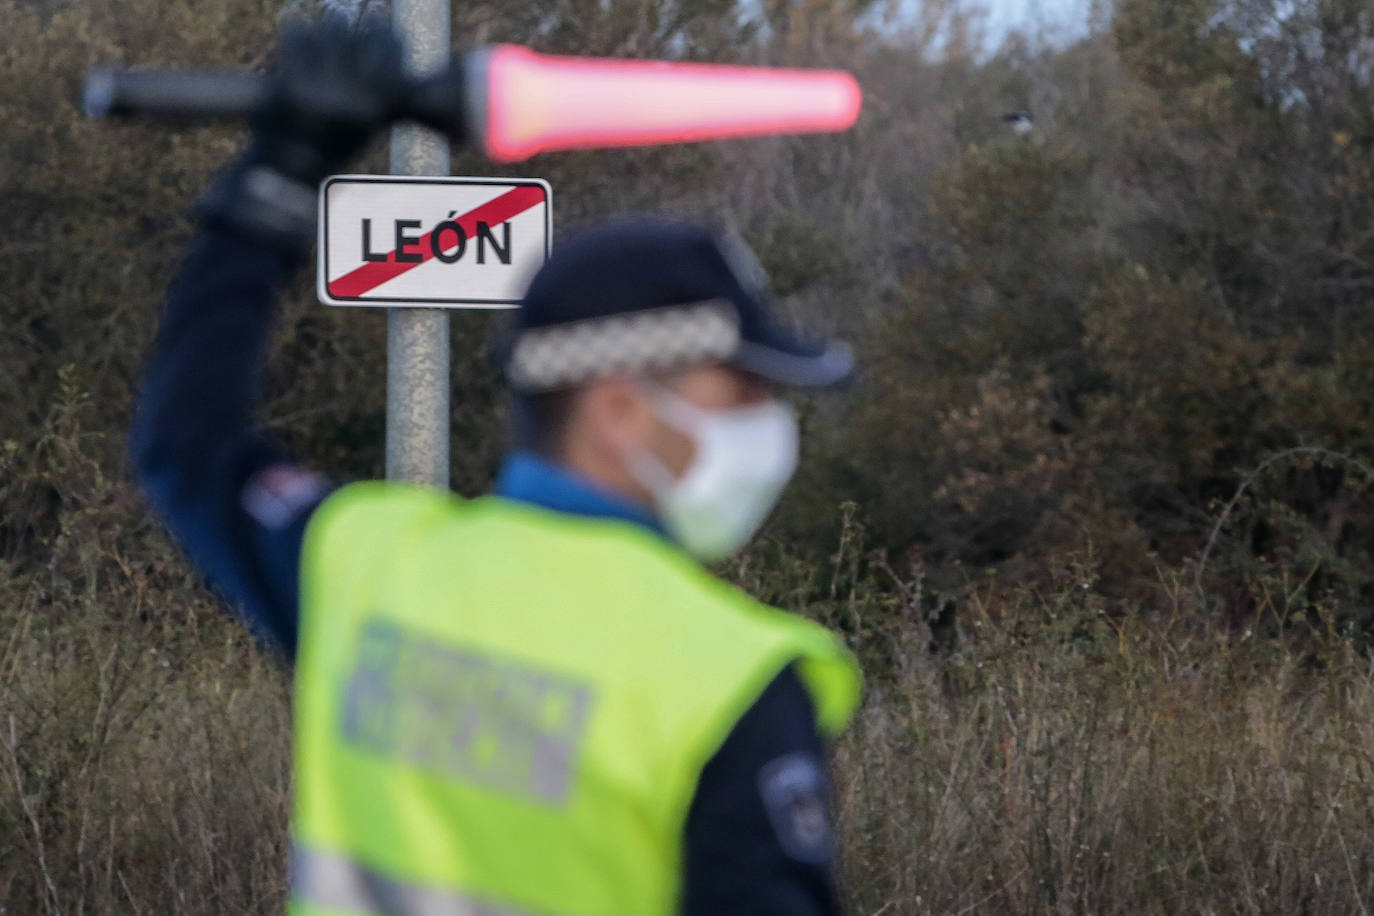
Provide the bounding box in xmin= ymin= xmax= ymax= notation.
xmin=242 ymin=464 xmax=329 ymax=530
xmin=757 ymin=752 xmax=836 ymax=865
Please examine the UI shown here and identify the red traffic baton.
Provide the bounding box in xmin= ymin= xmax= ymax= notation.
xmin=83 ymin=44 xmax=862 ymax=160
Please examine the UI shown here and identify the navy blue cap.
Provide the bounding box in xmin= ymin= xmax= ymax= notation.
xmin=498 ymin=218 xmax=853 ymax=392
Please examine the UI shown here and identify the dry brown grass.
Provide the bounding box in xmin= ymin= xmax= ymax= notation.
xmin=0 ymin=537 xmax=293 ymax=913
xmin=715 ymin=510 xmax=1374 ymax=913
xmin=8 ymin=485 xmax=1374 ymax=914
xmin=835 ymin=585 xmax=1374 ymax=915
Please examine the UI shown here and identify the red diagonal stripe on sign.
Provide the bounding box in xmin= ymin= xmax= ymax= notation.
xmin=328 ymin=185 xmax=546 ymax=299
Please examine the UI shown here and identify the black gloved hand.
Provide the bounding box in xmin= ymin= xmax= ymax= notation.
xmin=200 ymin=15 xmax=408 ymax=254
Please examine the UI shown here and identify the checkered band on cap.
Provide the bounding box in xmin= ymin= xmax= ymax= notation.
xmin=508 ymin=299 xmax=742 ymax=391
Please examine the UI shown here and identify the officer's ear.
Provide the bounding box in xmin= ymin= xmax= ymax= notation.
xmin=577 ymin=374 xmax=658 ymax=458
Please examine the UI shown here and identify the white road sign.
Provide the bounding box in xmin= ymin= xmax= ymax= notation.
xmin=318 ymin=175 xmax=552 ymax=308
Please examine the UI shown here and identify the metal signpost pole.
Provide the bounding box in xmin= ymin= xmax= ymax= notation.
xmin=387 ymin=0 xmax=451 ymax=486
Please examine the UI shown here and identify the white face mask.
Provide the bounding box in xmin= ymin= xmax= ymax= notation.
xmin=625 ymin=384 xmax=800 ymax=562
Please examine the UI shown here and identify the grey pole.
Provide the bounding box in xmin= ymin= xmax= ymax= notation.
xmin=387 ymin=0 xmax=451 ymax=486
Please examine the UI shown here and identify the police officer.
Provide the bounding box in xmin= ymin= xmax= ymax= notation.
xmin=133 ymin=18 xmax=861 ymax=916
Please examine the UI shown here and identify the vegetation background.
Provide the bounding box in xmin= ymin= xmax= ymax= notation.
xmin=6 ymin=0 xmax=1374 ymax=911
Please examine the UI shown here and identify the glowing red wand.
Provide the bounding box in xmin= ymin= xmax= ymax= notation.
xmin=471 ymin=45 xmax=862 ymax=161
xmin=83 ymin=45 xmax=862 ymax=158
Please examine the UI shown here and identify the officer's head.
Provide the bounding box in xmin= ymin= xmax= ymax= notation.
xmin=497 ymin=219 xmax=852 ymax=561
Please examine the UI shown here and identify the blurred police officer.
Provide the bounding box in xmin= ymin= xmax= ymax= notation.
xmin=133 ymin=17 xmax=861 ymax=916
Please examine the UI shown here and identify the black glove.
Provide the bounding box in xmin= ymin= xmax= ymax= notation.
xmin=200 ymin=15 xmax=409 ymax=253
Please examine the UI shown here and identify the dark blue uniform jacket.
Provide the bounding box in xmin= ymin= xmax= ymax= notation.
xmin=131 ymin=227 xmax=843 ymax=915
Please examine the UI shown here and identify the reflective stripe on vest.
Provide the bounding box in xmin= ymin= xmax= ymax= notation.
xmin=291 ymin=844 xmax=546 ymax=916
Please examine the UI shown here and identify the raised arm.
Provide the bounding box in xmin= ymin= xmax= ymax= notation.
xmin=131 ymin=228 xmax=328 ymax=657
xmin=130 ymin=17 xmax=408 ymax=659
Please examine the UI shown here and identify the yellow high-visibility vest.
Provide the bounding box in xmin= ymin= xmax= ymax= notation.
xmin=288 ymin=482 xmax=860 ymax=916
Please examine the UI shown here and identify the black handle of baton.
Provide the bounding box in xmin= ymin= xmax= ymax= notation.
xmin=83 ymin=69 xmax=268 ymax=120
xmin=82 ymin=66 xmax=469 ymax=139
